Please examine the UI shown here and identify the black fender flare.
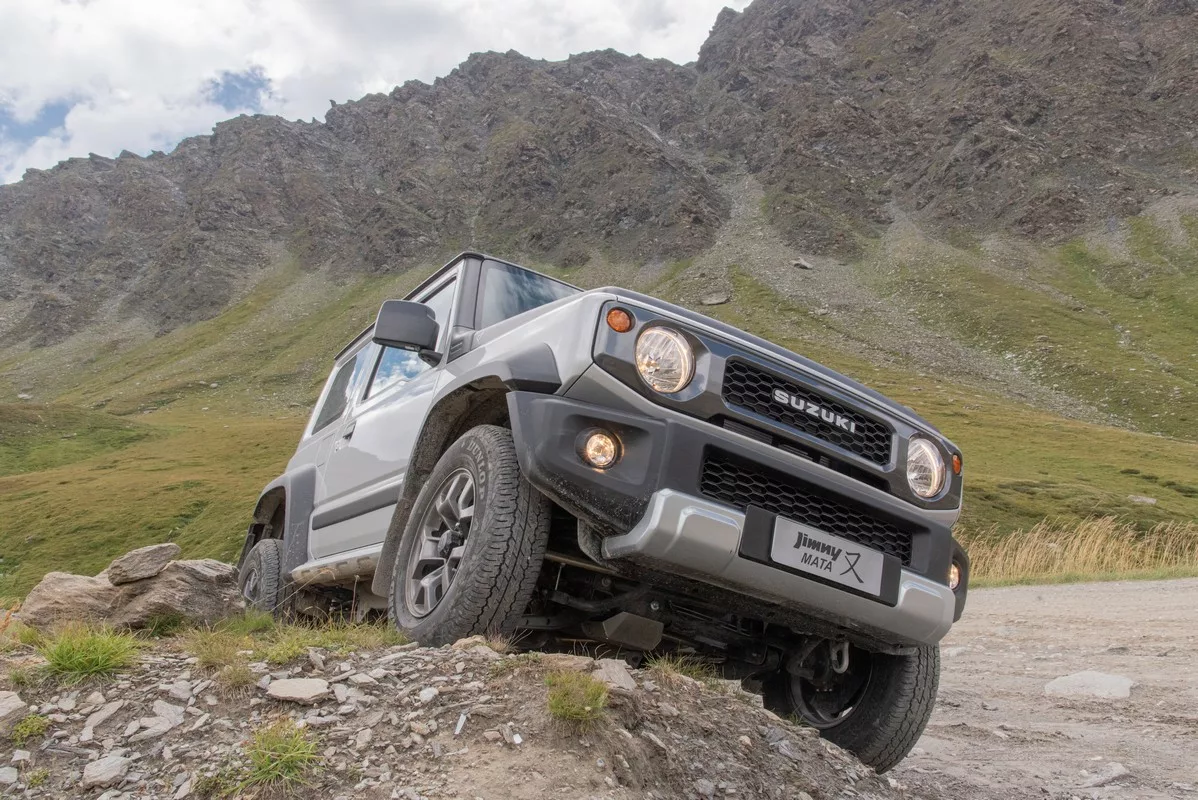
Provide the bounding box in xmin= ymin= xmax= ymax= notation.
xmin=369 ymin=344 xmax=562 ymax=597
xmin=238 ymin=465 xmax=317 ymax=578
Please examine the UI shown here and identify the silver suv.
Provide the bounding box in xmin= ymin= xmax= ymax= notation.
xmin=239 ymin=252 xmax=969 ymax=772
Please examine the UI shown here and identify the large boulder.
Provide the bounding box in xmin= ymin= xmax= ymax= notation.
xmin=106 ymin=543 xmax=181 ymax=585
xmin=18 ymin=572 xmax=120 ymax=629
xmin=19 ymin=552 xmax=243 ymax=631
xmin=110 ymin=559 xmax=243 ymax=629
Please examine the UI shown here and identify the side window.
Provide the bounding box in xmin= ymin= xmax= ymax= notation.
xmin=366 ymin=279 xmax=456 ymax=399
xmin=311 ymin=347 xmax=371 ymax=433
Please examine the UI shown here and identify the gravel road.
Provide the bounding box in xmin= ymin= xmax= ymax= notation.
xmin=894 ymin=578 xmax=1198 ymax=799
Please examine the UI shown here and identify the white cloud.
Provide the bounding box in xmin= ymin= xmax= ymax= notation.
xmin=0 ymin=0 xmax=749 ymax=183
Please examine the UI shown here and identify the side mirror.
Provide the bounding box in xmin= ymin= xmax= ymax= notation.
xmin=372 ymin=300 xmax=441 ymax=362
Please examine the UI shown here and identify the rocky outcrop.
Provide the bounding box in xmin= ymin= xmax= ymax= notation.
xmin=18 ymin=545 xmax=243 ymax=631
xmin=3 ymin=0 xmax=1197 ymax=349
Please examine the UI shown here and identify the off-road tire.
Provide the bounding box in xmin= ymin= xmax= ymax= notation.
xmin=388 ymin=424 xmax=551 ymax=646
xmin=764 ymin=645 xmax=940 ymax=773
xmin=239 ymin=538 xmax=287 ymax=617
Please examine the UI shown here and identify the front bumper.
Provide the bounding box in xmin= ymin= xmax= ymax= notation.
xmin=602 ymin=489 xmax=957 ymax=647
xmin=508 ymin=367 xmax=968 ymax=648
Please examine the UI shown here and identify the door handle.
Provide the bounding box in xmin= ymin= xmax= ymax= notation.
xmin=342 ymin=422 xmax=356 ymax=440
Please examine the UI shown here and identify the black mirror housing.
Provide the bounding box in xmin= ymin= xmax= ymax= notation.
xmin=372 ymin=300 xmax=440 ymax=360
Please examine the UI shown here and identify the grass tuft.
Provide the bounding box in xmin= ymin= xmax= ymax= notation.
xmin=5 ymin=665 xmax=35 ymax=688
xmin=645 ymin=653 xmax=719 ymax=687
xmin=239 ymin=719 xmax=320 ymax=792
xmin=25 ymin=768 xmax=49 ymax=788
xmin=37 ymin=625 xmax=143 ymax=682
xmin=545 ymin=670 xmax=608 ymax=727
xmin=10 ymin=713 xmax=50 ymax=745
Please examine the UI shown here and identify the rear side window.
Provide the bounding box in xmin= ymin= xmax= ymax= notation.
xmin=311 ymin=348 xmax=371 ymax=433
xmin=477 ymin=261 xmax=577 ymax=329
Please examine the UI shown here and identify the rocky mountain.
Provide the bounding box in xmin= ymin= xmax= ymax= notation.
xmin=2 ymin=0 xmax=1196 ymax=349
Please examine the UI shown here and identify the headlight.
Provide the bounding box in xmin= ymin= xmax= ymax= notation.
xmin=906 ymin=437 xmax=946 ymax=498
xmin=635 ymin=327 xmax=694 ymax=394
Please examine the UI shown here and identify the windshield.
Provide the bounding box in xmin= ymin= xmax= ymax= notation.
xmin=478 ymin=260 xmax=579 ymax=329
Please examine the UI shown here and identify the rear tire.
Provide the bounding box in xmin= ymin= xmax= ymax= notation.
xmin=388 ymin=424 xmax=551 ymax=646
xmin=764 ymin=645 xmax=940 ymax=773
xmin=238 ymin=538 xmax=288 ymax=617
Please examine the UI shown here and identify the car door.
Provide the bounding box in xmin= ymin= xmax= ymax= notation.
xmin=307 ymin=273 xmax=461 ymax=560
xmin=294 ymin=338 xmax=377 ymax=507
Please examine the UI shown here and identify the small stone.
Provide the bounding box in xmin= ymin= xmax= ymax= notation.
xmin=483 ymin=730 xmax=502 ymax=742
xmin=0 ymin=692 xmax=27 ymax=736
xmin=308 ymin=649 xmax=326 ymax=671
xmin=982 ymin=702 xmax=998 ymax=711
xmin=1127 ymin=495 xmax=1157 ymax=505
xmin=82 ymin=754 xmax=131 ymax=789
xmin=738 ymin=735 xmax=752 ymax=748
xmin=80 ymin=700 xmax=125 ymax=742
xmin=451 ymin=635 xmax=487 ymax=650
xmin=1045 ymin=671 xmax=1135 ymax=699
xmin=792 ymin=257 xmax=814 ymax=270
xmin=10 ymin=750 xmax=30 ymax=763
xmin=84 ymin=691 xmax=107 ymax=706
xmin=592 ymin=659 xmax=636 ymax=692
xmin=59 ymin=693 xmax=78 ymax=711
xmin=695 ymin=778 xmax=717 ymax=798
xmin=418 ymin=687 xmax=439 ymax=705
xmin=355 ymin=728 xmax=373 ymax=749
xmin=642 ymin=731 xmax=668 ymax=752
xmin=348 ymin=673 xmax=377 ymax=685
xmin=124 ymin=720 xmax=141 ymax=737
xmin=1081 ymin=762 xmax=1130 ymax=788
xmin=268 ymin=678 xmax=331 ymax=704
xmin=541 ymin=654 xmax=593 ymax=672
xmin=333 ymin=684 xmax=350 ymax=704
xmin=0 ymin=768 xmax=16 ymax=786
xmin=167 ymin=680 xmax=192 ymax=701
xmin=700 ymin=292 xmax=730 ymax=306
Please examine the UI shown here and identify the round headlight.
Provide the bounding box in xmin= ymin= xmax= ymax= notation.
xmin=635 ymin=327 xmax=694 ymax=394
xmin=907 ymin=437 xmax=946 ymax=499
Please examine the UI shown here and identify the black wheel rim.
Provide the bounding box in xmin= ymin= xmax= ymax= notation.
xmin=241 ymin=566 xmax=261 ymax=603
xmin=793 ymin=650 xmax=873 ymax=729
xmin=405 ymin=468 xmax=475 ymax=618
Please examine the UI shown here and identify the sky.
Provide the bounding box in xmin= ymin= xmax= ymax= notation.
xmin=0 ymin=0 xmax=751 ymax=184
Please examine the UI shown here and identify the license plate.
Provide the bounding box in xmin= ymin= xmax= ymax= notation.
xmin=770 ymin=517 xmax=885 ymax=597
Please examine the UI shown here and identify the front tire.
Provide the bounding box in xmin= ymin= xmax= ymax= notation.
xmin=764 ymin=644 xmax=940 ymax=773
xmin=389 ymin=424 xmax=551 ymax=646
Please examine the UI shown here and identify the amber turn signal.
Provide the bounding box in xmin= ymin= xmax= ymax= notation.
xmin=952 ymin=454 xmax=962 ymax=475
xmin=606 ymin=307 xmax=633 ymax=333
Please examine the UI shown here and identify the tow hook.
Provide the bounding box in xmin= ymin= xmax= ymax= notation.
xmin=830 ymin=640 xmax=850 ymax=674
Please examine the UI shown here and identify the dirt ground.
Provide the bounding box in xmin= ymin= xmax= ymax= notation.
xmin=894 ymin=578 xmax=1198 ymax=800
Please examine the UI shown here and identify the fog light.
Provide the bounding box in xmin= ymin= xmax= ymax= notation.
xmin=948 ymin=562 xmax=961 ymax=591
xmin=579 ymin=429 xmax=619 ymax=469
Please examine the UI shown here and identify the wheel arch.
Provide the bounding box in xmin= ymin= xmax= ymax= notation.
xmin=370 ymin=367 xmax=554 ymax=597
xmin=237 ymin=465 xmax=317 ymax=577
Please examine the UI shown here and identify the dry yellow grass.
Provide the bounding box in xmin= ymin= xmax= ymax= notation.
xmin=959 ymin=516 xmax=1198 ymax=586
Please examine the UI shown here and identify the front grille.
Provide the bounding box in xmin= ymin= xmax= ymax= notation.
xmin=722 ymin=359 xmax=893 ymax=465
xmin=700 ymin=449 xmax=913 ymax=565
